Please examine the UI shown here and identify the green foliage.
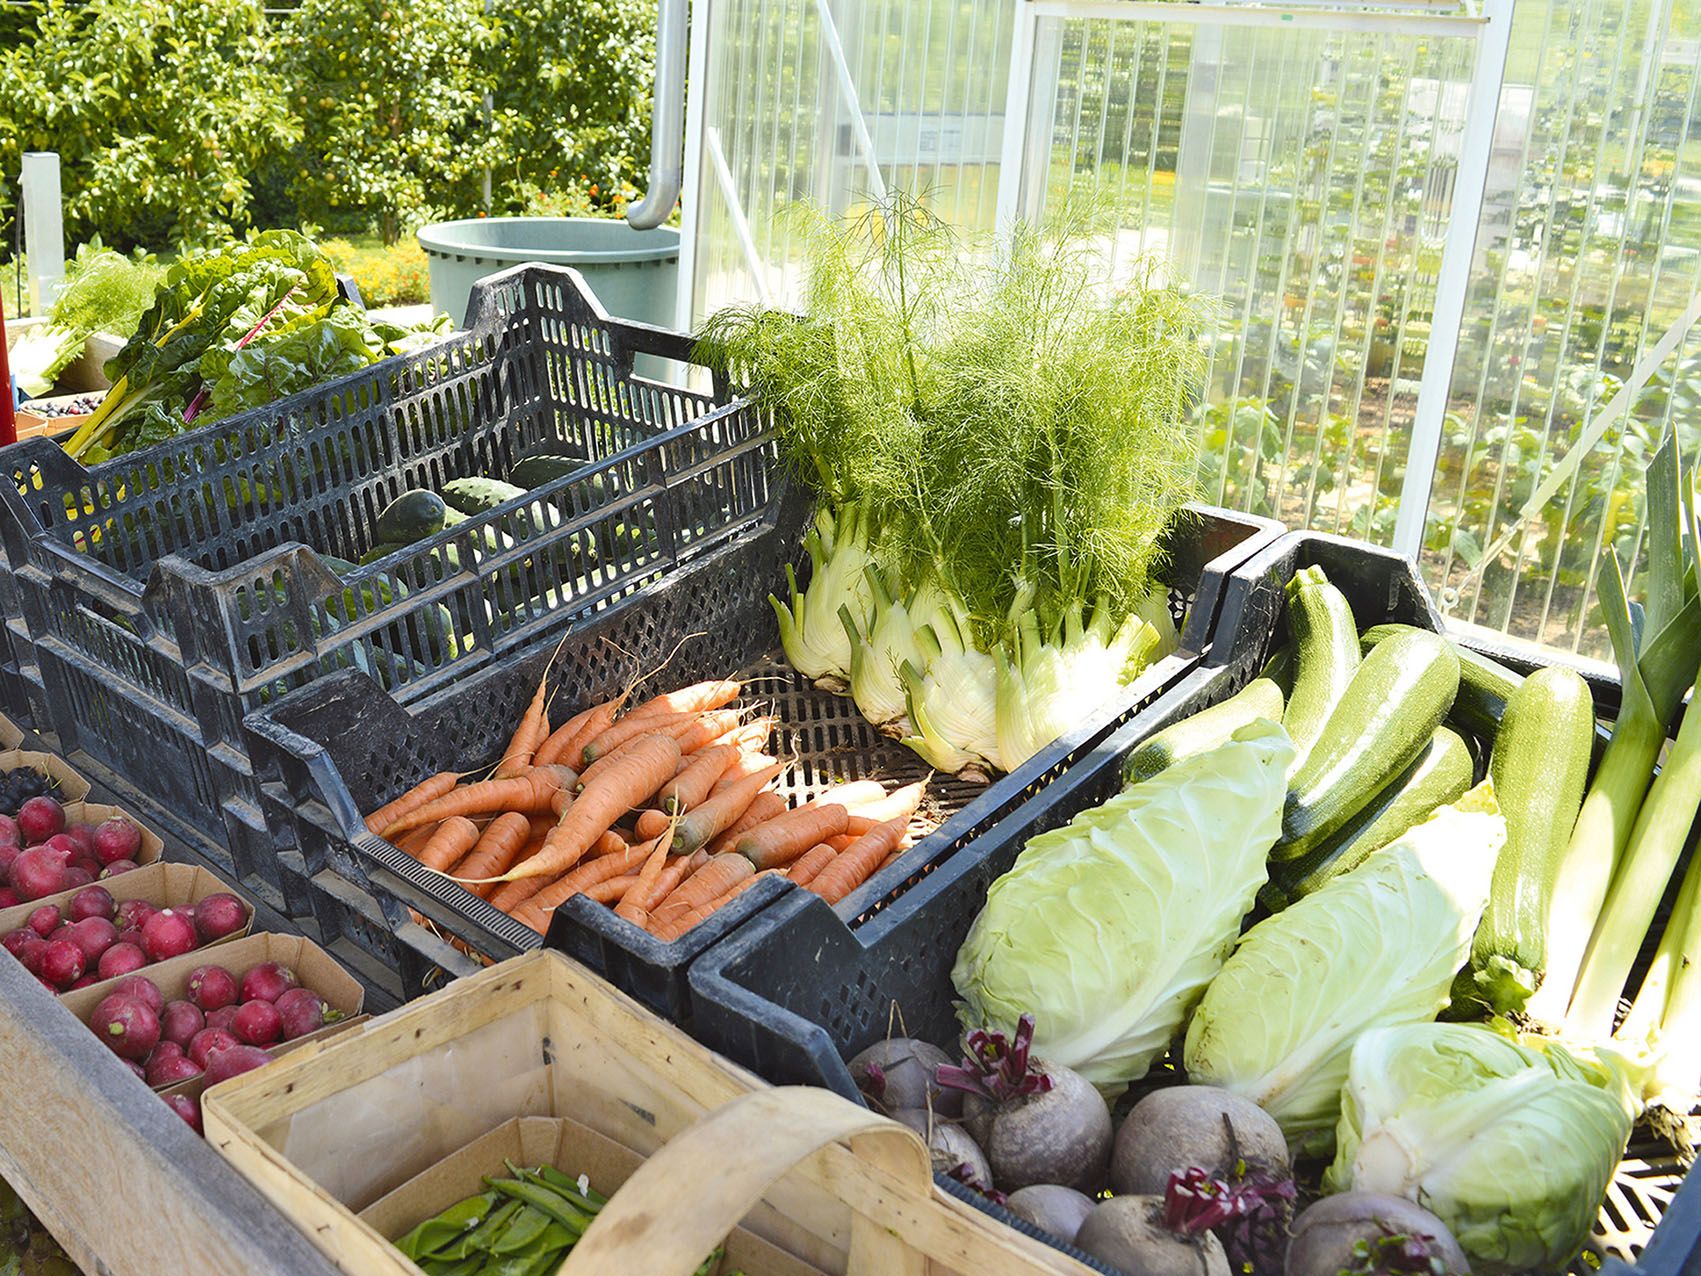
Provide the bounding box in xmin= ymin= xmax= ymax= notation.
xmin=50 ymin=240 xmax=163 ymax=341
xmin=320 ymin=237 xmax=432 ymax=307
xmin=0 ymin=0 xmax=297 ymax=250
xmin=280 ymin=0 xmax=500 ymax=245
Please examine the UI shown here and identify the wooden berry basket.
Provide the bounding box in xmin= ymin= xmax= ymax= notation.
xmin=202 ymin=949 xmax=1099 ymax=1276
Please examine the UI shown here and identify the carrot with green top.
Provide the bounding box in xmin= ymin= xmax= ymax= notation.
xmin=579 ymin=709 xmax=693 ymax=765
xmin=533 ymin=701 xmax=605 ymax=768
xmin=736 ymin=804 xmax=849 ymax=869
xmin=671 ymin=765 xmax=784 ymax=853
xmin=659 ymin=745 xmax=740 ymax=814
xmin=809 ymin=817 xmax=910 ymax=904
xmin=552 ymin=697 xmax=625 ymax=770
xmin=383 ymin=766 xmax=577 ymax=837
xmin=707 ymin=790 xmax=789 ymax=855
xmin=365 ymin=772 xmax=459 ymax=835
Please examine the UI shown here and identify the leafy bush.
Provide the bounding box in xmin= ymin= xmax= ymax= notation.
xmin=319 ymin=237 xmax=432 ymax=308
xmin=280 ymin=0 xmax=501 ymax=245
xmin=0 ymin=0 xmax=297 ymax=250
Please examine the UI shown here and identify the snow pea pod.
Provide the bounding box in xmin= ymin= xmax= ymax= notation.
xmin=395 ymin=1191 xmax=500 ymax=1261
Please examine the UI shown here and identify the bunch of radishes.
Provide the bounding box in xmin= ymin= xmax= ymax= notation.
xmin=91 ymin=960 xmax=337 ymax=1132
xmin=1 ymin=888 xmax=248 ymax=992
xmin=0 ymin=796 xmax=147 ymax=907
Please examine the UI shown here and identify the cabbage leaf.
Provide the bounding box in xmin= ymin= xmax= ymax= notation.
xmin=1183 ymin=784 xmax=1505 ymax=1151
xmin=1325 ymin=1022 xmax=1635 ymax=1275
xmin=952 ymin=718 xmax=1294 ymax=1087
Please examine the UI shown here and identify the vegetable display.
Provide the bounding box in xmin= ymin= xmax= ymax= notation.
xmin=697 ymin=197 xmax=1204 ymax=778
xmin=7 ymin=244 xmax=162 ymax=399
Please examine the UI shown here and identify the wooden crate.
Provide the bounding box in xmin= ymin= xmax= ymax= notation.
xmin=204 ymin=949 xmax=1096 ymax=1276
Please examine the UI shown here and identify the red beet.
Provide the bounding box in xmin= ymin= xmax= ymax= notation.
xmin=188 ymin=1027 xmax=241 ymax=1069
xmin=99 ymin=860 xmax=140 ymax=879
xmin=11 ymin=847 xmax=68 ymax=901
xmin=116 ymin=899 xmax=157 ymax=930
xmin=66 ymin=823 xmax=97 ymax=855
xmin=0 ymin=887 xmax=17 ymax=910
xmin=203 ymin=1043 xmax=273 ymax=1085
xmin=205 ymin=1005 xmax=241 ymax=1033
xmin=240 ymin=962 xmax=298 ymax=1004
xmin=160 ymin=1000 xmax=205 ymax=1047
xmin=16 ymin=796 xmax=65 ymax=844
xmin=65 ymin=916 xmax=118 ymax=963
xmin=92 ymin=995 xmax=160 ymax=1060
xmin=1 ymin=928 xmax=35 ymax=959
xmin=0 ymin=815 xmax=17 ymax=848
xmin=26 ymin=905 xmax=61 ymax=938
xmin=92 ymin=818 xmax=142 ymax=866
xmin=164 ymin=1093 xmax=202 ymax=1134
xmin=96 ymin=942 xmax=148 ymax=980
xmin=140 ymin=909 xmax=197 ymax=963
xmin=69 ymin=886 xmax=116 ymax=923
xmin=146 ymin=1053 xmax=203 ymax=1087
xmin=187 ymin=965 xmax=238 ymax=1012
xmin=274 ymin=987 xmax=327 ymax=1040
xmin=192 ymin=893 xmax=247 ymax=943
xmin=39 ymin=939 xmax=84 ymax=988
xmin=111 ymin=974 xmax=165 ymax=1016
xmin=233 ymin=999 xmax=283 ymax=1046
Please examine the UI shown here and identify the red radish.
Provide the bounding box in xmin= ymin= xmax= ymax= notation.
xmin=160 ymin=1000 xmax=205 ymax=1047
xmin=187 ymin=965 xmax=238 ymax=1012
xmin=17 ymin=937 xmax=47 ymax=974
xmin=233 ymin=1000 xmax=283 ymax=1046
xmin=275 ymin=987 xmax=327 ymax=1040
xmin=203 ymin=1043 xmax=272 ymax=1085
xmin=16 ymin=796 xmax=65 ymax=843
xmin=147 ymin=1053 xmax=203 ymax=1087
xmin=61 ymin=867 xmax=93 ymax=889
xmin=69 ymin=973 xmax=99 ymax=989
xmin=111 ymin=975 xmax=165 ymax=1016
xmin=39 ymin=939 xmax=84 ymax=988
xmin=140 ymin=909 xmax=197 ymax=963
xmin=0 ymin=844 xmax=16 ymax=876
xmin=0 ymin=887 xmax=17 ymax=910
xmin=123 ymin=1059 xmax=147 ymax=1082
xmin=72 ymin=855 xmax=101 ymax=878
xmin=240 ymin=962 xmax=298 ymax=1004
xmin=92 ymin=995 xmax=160 ymax=1060
xmin=116 ymin=899 xmax=157 ymax=930
xmin=42 ymin=832 xmax=78 ymax=857
xmin=164 ymin=1093 xmax=202 ymax=1134
xmin=69 ymin=886 xmax=116 ymax=923
xmin=149 ymin=1040 xmax=185 ymax=1063
xmin=188 ymin=1027 xmax=240 ymax=1069
xmin=100 ymin=860 xmax=139 ymax=879
xmin=97 ymin=942 xmax=147 ymax=980
xmin=1 ymin=928 xmax=35 ymax=959
xmin=92 ymin=817 xmax=142 ymax=866
xmin=193 ymin=893 xmax=247 ymax=943
xmin=116 ymin=927 xmax=143 ymax=948
xmin=205 ymin=1006 xmax=240 ymax=1033
xmin=11 ymin=847 xmax=68 ymax=901
xmin=66 ymin=823 xmax=97 ymax=855
xmin=0 ymin=814 xmax=17 ymax=848
xmin=65 ymin=916 xmax=118 ymax=963
xmin=26 ymin=905 xmax=61 ymax=938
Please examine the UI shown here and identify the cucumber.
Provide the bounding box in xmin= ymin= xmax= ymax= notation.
xmin=509 ymin=453 xmax=592 ymax=489
xmin=1122 ymin=675 xmax=1285 ymax=784
xmin=375 ymin=489 xmax=449 ymax=545
xmin=1363 ymin=624 xmax=1523 ymax=742
xmin=442 ymin=477 xmax=528 ymax=516
xmin=1274 ymin=627 xmax=1460 ymax=860
xmin=1463 ymin=665 xmax=1595 ymax=1015
xmin=1281 ymin=566 xmax=1360 ymax=773
xmin=1262 ymin=725 xmax=1474 ymax=908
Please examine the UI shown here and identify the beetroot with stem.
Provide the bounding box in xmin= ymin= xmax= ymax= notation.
xmin=240 ymin=961 xmax=298 ymax=1003
xmin=193 ymin=893 xmax=247 ymax=943
xmin=97 ymin=942 xmax=148 ymax=980
xmin=100 ymin=860 xmax=139 ymax=879
xmin=275 ymin=987 xmax=327 ymax=1040
xmin=187 ymin=965 xmax=239 ymax=1012
xmin=1164 ymin=1166 xmax=1298 ymax=1276
xmin=160 ymin=1000 xmax=205 ymax=1048
xmin=26 ymin=905 xmax=61 ymax=939
xmin=92 ymin=995 xmax=160 ymax=1061
xmin=937 ymin=1015 xmax=1112 ymax=1195
xmin=164 ymin=1093 xmax=202 ymax=1135
xmin=233 ymin=999 xmax=283 ymax=1046
xmin=39 ymin=939 xmax=85 ymax=988
xmin=16 ymin=796 xmax=65 ymax=844
xmin=188 ymin=1027 xmax=241 ymax=1069
xmin=65 ymin=916 xmax=118 ymax=964
xmin=140 ymin=909 xmax=198 ymax=963
xmin=92 ymin=817 xmax=141 ymax=866
xmin=116 ymin=899 xmax=157 ymax=930
xmin=849 ymin=1038 xmax=961 ymax=1117
xmin=69 ymin=885 xmax=115 ymax=923
xmin=111 ymin=975 xmax=165 ymax=1016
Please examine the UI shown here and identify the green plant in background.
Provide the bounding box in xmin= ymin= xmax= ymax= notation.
xmin=0 ymin=0 xmax=297 ymax=251
xmin=319 ymin=238 xmax=433 ymax=308
xmin=280 ymin=0 xmax=501 ymax=245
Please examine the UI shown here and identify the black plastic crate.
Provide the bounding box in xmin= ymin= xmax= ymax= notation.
xmin=245 ymin=499 xmax=1279 ymax=1011
xmin=688 ymin=528 xmax=1696 ymax=1274
xmin=0 ymin=266 xmax=771 ymax=912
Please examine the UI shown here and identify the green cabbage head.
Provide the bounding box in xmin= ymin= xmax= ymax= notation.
xmin=1326 ymin=1022 xmax=1636 ymax=1275
xmin=1183 ymin=783 xmax=1504 ymax=1152
xmin=952 ymin=718 xmax=1293 ymax=1087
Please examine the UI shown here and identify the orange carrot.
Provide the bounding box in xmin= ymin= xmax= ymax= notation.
xmin=415 ymin=817 xmax=481 ymax=873
xmin=651 ymin=853 xmax=753 ymax=926
xmin=533 ymin=702 xmax=601 ymax=768
xmin=826 ymin=833 xmax=857 ymax=852
xmin=481 ymin=735 xmax=682 ymax=884
xmin=736 ymin=804 xmax=850 ymax=869
xmin=489 ymin=830 xmax=624 ymax=914
xmin=580 ymin=709 xmax=693 ymax=765
xmin=652 ymin=870 xmax=778 ymax=940
xmin=365 ymin=772 xmax=459 ymax=835
xmin=674 ymin=709 xmax=746 ymax=755
xmin=556 ymin=698 xmax=624 ymax=770
xmin=614 ymin=839 xmax=672 ymax=926
xmin=634 ymin=808 xmax=672 ymax=841
xmin=393 ymin=824 xmax=440 ymax=857
xmin=574 ymin=729 xmax=672 ymax=794
xmin=659 ymin=744 xmax=740 ymax=814
xmin=710 ymin=753 xmax=781 ymax=794
xmin=638 ymin=850 xmax=698 ymax=911
xmin=707 ymin=790 xmax=789 ymax=855
xmin=809 ymin=817 xmax=910 ymax=904
xmin=623 ymin=679 xmax=743 ymax=725
xmin=786 ymin=842 xmax=837 ymax=887
xmin=383 ymin=767 xmax=576 ymax=836
xmin=586 ymin=875 xmax=641 ymax=905
xmin=511 ymin=837 xmax=660 ymax=928
xmin=494 ymin=679 xmax=552 ymax=779
xmin=450 ymin=812 xmax=532 ymax=888
xmin=672 ymin=766 xmax=784 ymax=853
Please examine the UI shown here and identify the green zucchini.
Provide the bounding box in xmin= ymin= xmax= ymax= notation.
xmin=1363 ymin=623 xmax=1523 ymax=742
xmin=1262 ymin=725 xmax=1474 ymax=909
xmin=375 ymin=489 xmax=450 ymax=545
xmin=1122 ymin=675 xmax=1285 ymax=784
xmin=1281 ymin=566 xmax=1360 ymax=773
xmin=1463 ymin=665 xmax=1595 ymax=1015
xmin=442 ymin=477 xmax=528 ymax=516
xmin=1274 ymin=627 xmax=1460 ymax=860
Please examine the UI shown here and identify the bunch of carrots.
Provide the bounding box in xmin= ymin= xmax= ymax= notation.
xmin=362 ymin=667 xmax=928 ymax=940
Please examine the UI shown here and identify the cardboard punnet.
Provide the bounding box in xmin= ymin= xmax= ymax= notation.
xmin=0 ymin=862 xmax=251 ymax=968
xmin=0 ymin=750 xmax=90 ymax=805
xmin=0 ymin=715 xmax=21 ymax=752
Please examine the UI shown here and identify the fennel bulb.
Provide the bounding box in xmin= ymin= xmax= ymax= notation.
xmin=771 ymin=503 xmax=874 ymax=683
xmin=900 ymin=605 xmax=1001 ymax=773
